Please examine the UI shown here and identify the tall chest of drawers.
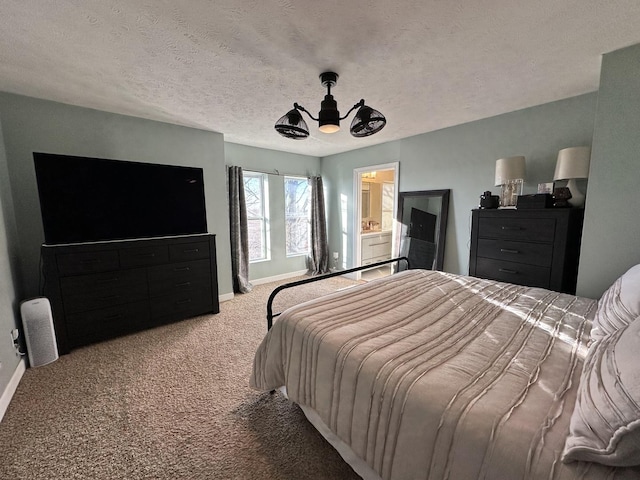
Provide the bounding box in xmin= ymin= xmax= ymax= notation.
xmin=469 ymin=209 xmax=584 ymax=294
xmin=42 ymin=234 xmax=219 ymax=354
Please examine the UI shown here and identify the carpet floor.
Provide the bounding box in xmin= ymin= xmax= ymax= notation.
xmin=0 ymin=276 xmax=363 ymax=480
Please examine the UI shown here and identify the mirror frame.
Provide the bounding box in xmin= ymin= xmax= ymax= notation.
xmin=396 ymin=189 xmax=450 ymax=271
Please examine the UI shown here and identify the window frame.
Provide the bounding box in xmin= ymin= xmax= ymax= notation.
xmin=284 ymin=176 xmax=312 ymax=258
xmin=243 ymin=171 xmax=270 ymax=263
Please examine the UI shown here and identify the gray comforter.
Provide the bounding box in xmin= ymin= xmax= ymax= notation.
xmin=251 ymin=270 xmax=640 ymax=480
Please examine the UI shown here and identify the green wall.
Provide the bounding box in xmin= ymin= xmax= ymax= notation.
xmin=321 ymin=93 xmax=598 ymax=276
xmin=224 ymin=143 xmax=320 ymax=281
xmin=3 ymin=41 xmax=640 ymax=404
xmin=0 ymin=92 xmax=231 ymax=302
xmin=0 ymin=115 xmax=22 ymax=396
xmin=577 ymin=44 xmax=640 ymax=297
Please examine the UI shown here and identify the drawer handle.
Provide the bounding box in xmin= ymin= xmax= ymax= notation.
xmin=175 ymin=281 xmax=192 ymax=287
xmin=105 ymin=313 xmax=123 ymax=320
xmin=500 ymin=248 xmax=520 ymax=254
xmin=176 ymin=298 xmax=192 ymax=305
xmin=498 ymin=268 xmax=518 ymax=274
xmin=370 ymin=242 xmax=389 ymax=246
xmin=174 ymin=267 xmax=191 ymax=272
xmin=501 ymin=226 xmax=522 ymax=231
xmin=183 ymin=248 xmax=200 ymax=253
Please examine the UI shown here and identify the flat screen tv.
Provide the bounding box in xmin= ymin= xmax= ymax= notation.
xmin=33 ymin=152 xmax=208 ymax=245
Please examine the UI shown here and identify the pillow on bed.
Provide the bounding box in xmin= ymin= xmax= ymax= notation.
xmin=590 ymin=264 xmax=640 ymax=342
xmin=562 ymin=317 xmax=640 ymax=467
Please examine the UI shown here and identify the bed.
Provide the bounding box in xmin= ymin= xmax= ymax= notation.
xmin=251 ymin=265 xmax=640 ymax=480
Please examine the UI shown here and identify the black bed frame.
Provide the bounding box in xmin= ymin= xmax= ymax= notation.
xmin=266 ymin=257 xmax=409 ymax=330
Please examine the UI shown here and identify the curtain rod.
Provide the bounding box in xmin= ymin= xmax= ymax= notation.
xmin=235 ymin=166 xmax=314 ymax=178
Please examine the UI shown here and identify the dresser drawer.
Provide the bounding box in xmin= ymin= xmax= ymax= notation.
xmin=478 ymin=218 xmax=556 ymax=243
xmin=148 ymin=260 xmax=212 ymax=297
xmin=62 ymin=280 xmax=149 ymax=314
xmin=362 ymin=233 xmax=391 ymax=261
xmin=149 ymin=276 xmax=211 ymax=298
xmin=372 ymin=253 xmax=392 ymax=263
xmin=56 ymin=250 xmax=119 ymax=276
xmin=66 ymin=300 xmax=150 ymax=347
xmin=475 ymin=258 xmax=551 ymax=288
xmin=60 ymin=268 xmax=146 ymax=295
xmin=477 ymin=239 xmax=553 ymax=267
xmin=149 ymin=288 xmax=213 ymax=320
xmin=169 ymin=241 xmax=210 ymax=262
xmin=119 ymin=245 xmax=169 ymax=268
xmin=61 ymin=268 xmax=147 ymax=313
xmin=362 ymin=233 xmax=391 ymax=248
xmin=372 ymin=242 xmax=391 ymax=258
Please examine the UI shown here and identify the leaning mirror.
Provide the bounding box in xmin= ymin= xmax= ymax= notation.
xmin=396 ymin=189 xmax=450 ymax=271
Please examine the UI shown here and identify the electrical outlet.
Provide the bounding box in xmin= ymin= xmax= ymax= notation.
xmin=10 ymin=329 xmax=20 ymax=356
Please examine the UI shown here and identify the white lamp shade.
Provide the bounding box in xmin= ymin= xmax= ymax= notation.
xmin=554 ymin=146 xmax=591 ymax=180
xmin=495 ymin=156 xmax=526 ymax=186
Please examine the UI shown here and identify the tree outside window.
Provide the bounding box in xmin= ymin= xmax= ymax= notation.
xmin=284 ymin=177 xmax=311 ymax=256
xmin=243 ymin=172 xmax=269 ymax=262
xmin=381 ymin=182 xmax=395 ymax=231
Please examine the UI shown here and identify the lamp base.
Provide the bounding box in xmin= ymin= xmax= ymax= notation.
xmin=499 ymin=179 xmax=523 ymax=207
xmin=566 ymin=178 xmax=585 ymax=207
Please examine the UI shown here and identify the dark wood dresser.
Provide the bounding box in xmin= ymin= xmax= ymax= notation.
xmin=42 ymin=234 xmax=219 ymax=354
xmin=469 ymin=209 xmax=584 ymax=294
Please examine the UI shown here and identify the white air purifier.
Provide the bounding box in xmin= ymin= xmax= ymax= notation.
xmin=20 ymin=297 xmax=59 ymax=367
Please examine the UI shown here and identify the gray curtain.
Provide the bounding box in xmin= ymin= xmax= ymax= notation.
xmin=307 ymin=176 xmax=330 ymax=276
xmin=228 ymin=166 xmax=252 ymax=293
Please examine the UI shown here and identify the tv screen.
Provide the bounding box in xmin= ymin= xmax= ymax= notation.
xmin=33 ymin=152 xmax=208 ymax=245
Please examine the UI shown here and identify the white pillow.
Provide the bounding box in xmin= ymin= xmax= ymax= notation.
xmin=562 ymin=318 xmax=640 ymax=466
xmin=591 ymin=264 xmax=640 ymax=341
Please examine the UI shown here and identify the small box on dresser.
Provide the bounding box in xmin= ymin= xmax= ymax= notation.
xmin=469 ymin=209 xmax=584 ymax=294
xmin=42 ymin=234 xmax=220 ymax=354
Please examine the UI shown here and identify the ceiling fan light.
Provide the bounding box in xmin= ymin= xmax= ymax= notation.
xmin=350 ymin=105 xmax=386 ymax=137
xmin=274 ymin=108 xmax=309 ymax=139
xmin=275 ymin=72 xmax=387 ymax=140
xmin=318 ymin=94 xmax=340 ymax=134
xmin=319 ymin=123 xmax=340 ymax=134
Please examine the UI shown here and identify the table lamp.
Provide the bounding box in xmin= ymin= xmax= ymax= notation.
xmin=495 ymin=156 xmax=526 ymax=207
xmin=553 ymin=146 xmax=591 ymax=207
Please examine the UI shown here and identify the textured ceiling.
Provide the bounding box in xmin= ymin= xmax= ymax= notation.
xmin=2 ymin=1 xmax=640 ymax=157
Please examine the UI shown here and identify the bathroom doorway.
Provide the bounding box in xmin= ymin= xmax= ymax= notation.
xmin=353 ymin=163 xmax=399 ymax=281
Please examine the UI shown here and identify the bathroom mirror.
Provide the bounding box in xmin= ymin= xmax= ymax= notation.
xmin=361 ymin=180 xmax=395 ymax=232
xmin=396 ymin=189 xmax=450 ymax=271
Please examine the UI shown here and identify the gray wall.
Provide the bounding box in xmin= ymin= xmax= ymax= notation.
xmin=322 ymin=93 xmax=598 ymax=277
xmin=224 ymin=143 xmax=320 ymax=280
xmin=577 ymin=44 xmax=640 ymax=297
xmin=0 ymin=93 xmax=232 ymax=302
xmin=2 ymin=40 xmax=639 ymax=401
xmin=0 ymin=116 xmax=22 ymax=393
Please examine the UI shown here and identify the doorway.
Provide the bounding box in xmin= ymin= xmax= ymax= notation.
xmin=353 ymin=163 xmax=399 ymax=281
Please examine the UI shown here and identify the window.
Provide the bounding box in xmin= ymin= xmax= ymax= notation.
xmin=243 ymin=172 xmax=269 ymax=262
xmin=284 ymin=176 xmax=311 ymax=256
xmin=381 ymin=182 xmax=395 ymax=231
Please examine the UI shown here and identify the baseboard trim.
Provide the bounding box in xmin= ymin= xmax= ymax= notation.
xmin=219 ymin=292 xmax=234 ymax=303
xmin=218 ymin=270 xmax=309 ymax=301
xmin=0 ymin=358 xmax=26 ymax=422
xmin=251 ymin=269 xmax=308 ymax=286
